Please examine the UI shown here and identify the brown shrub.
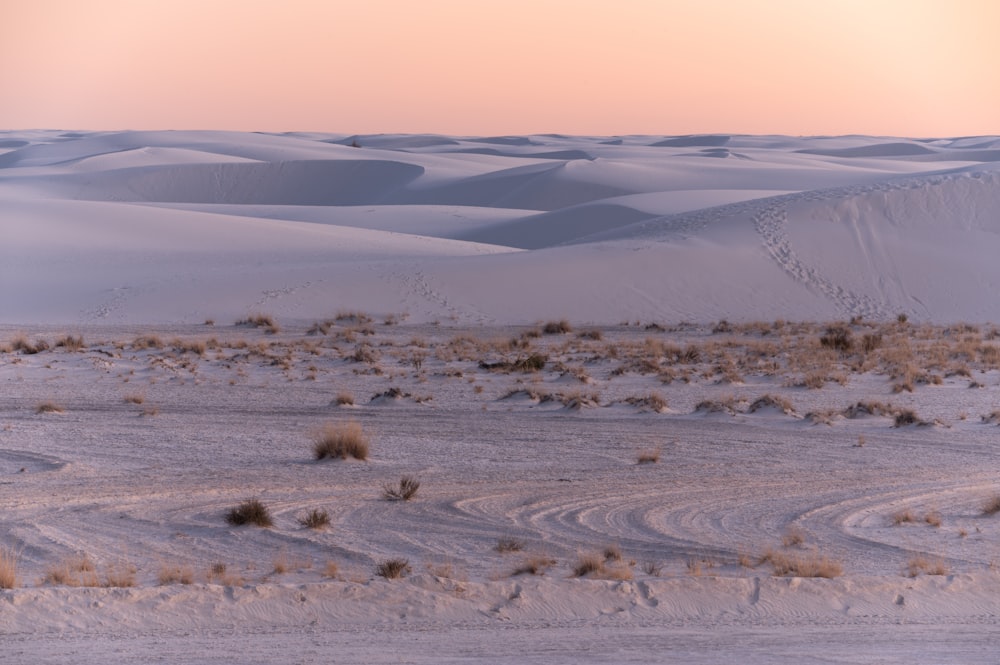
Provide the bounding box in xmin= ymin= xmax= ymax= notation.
xmin=313 ymin=421 xmax=370 ymax=461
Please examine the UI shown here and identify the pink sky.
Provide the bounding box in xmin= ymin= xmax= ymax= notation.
xmin=1 ymin=0 xmax=997 ymax=136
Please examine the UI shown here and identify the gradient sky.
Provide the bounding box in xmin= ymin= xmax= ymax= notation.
xmin=1 ymin=0 xmax=997 ymax=136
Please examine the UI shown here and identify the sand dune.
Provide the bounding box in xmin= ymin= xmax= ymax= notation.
xmin=3 ymin=130 xmax=999 ymax=326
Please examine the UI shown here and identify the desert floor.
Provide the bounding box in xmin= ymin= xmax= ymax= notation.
xmin=3 ymin=318 xmax=1000 ymax=663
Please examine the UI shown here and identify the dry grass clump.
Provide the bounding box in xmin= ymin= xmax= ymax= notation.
xmin=35 ymin=401 xmax=65 ymax=414
xmin=225 ymin=497 xmax=273 ymax=527
xmin=494 ymin=536 xmax=525 ymax=553
xmin=636 ymin=448 xmax=661 ymax=465
xmin=312 ymin=421 xmax=370 ymax=461
xmin=891 ymin=509 xmax=917 ymax=525
xmin=748 ymin=394 xmax=795 ymax=415
xmin=981 ymin=495 xmax=1000 ymax=516
xmin=571 ymin=551 xmax=633 ymax=580
xmin=206 ymin=562 xmax=244 ymax=586
xmin=55 ymin=334 xmax=85 ymax=351
xmin=924 ymin=511 xmax=942 ymax=528
xmin=0 ymin=546 xmax=20 ymax=589
xmin=236 ymin=313 xmax=280 ymax=334
xmin=905 ymin=556 xmax=949 ymax=577
xmin=132 ymin=335 xmax=164 ymax=350
xmin=158 ymin=564 xmax=195 ymax=585
xmin=333 ymin=391 xmax=355 ymax=406
xmin=479 ymin=353 xmax=547 ymax=373
xmin=43 ymin=553 xmax=99 ymax=587
xmin=382 ymin=475 xmax=420 ymax=501
xmin=375 ymin=558 xmax=411 ymax=579
xmin=103 ymin=560 xmax=138 ymax=587
xmin=819 ymin=325 xmax=853 ymax=352
xmin=781 ymin=527 xmax=807 ymax=548
xmin=297 ymin=508 xmax=331 ymax=529
xmin=123 ymin=393 xmax=145 ymax=404
xmin=759 ymin=549 xmax=842 ymax=578
xmin=641 ymin=560 xmax=664 ymax=577
xmin=12 ymin=335 xmax=50 ymax=354
xmin=624 ymin=392 xmax=669 ymax=413
xmin=510 ymin=555 xmax=556 ymax=577
xmin=542 ymin=319 xmax=572 ymax=334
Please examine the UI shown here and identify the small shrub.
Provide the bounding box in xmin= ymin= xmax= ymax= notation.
xmin=103 ymin=560 xmax=137 ymax=588
xmin=322 ymin=561 xmax=339 ymax=578
xmin=0 ymin=546 xmax=19 ymax=589
xmin=636 ymin=449 xmax=661 ymax=465
xmin=819 ymin=325 xmax=853 ymax=352
xmin=759 ymin=549 xmax=842 ymax=578
xmin=495 ymin=536 xmax=525 ymax=553
xmin=642 ymin=560 xmax=664 ymax=576
xmin=298 ymin=508 xmax=331 ymax=529
xmin=334 ymin=392 xmax=355 ymax=406
xmin=236 ymin=313 xmax=279 ymax=333
xmin=225 ymin=498 xmax=273 ymax=527
xmin=375 ymin=558 xmax=411 ymax=579
xmin=313 ymin=421 xmax=370 ymax=461
xmin=55 ymin=335 xmax=84 ymax=351
xmin=12 ymin=335 xmax=49 ymax=354
xmin=383 ymin=475 xmax=420 ymax=501
xmin=123 ymin=393 xmax=145 ymax=404
xmin=510 ymin=556 xmax=556 ymax=576
xmin=891 ymin=509 xmax=917 ymax=525
xmin=906 ymin=556 xmax=948 ymax=577
xmin=924 ymin=512 xmax=942 ymax=528
xmin=542 ymin=320 xmax=572 ymax=334
xmin=35 ymin=401 xmax=64 ymax=414
xmin=982 ymin=495 xmax=1000 ymax=516
xmin=572 ymin=553 xmax=605 ymax=577
xmin=158 ymin=564 xmax=195 ymax=585
xmin=43 ymin=553 xmax=99 ymax=587
xmin=781 ymin=527 xmax=806 ymax=548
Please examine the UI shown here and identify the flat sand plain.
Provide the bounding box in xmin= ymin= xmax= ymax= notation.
xmin=3 ymin=318 xmax=1000 ymax=663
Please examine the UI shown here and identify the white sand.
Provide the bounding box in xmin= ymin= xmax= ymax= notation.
xmin=2 ymin=131 xmax=1000 ymax=663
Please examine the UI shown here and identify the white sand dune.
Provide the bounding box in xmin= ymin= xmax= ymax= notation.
xmin=3 ymin=130 xmax=999 ymax=326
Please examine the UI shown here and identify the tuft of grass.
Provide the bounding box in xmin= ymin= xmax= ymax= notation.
xmin=542 ymin=320 xmax=572 ymax=334
xmin=55 ymin=334 xmax=85 ymax=351
xmin=225 ymin=497 xmax=273 ymax=527
xmin=12 ymin=335 xmax=50 ymax=354
xmin=759 ymin=549 xmax=842 ymax=578
xmin=636 ymin=448 xmax=661 ymax=465
xmin=158 ymin=564 xmax=195 ymax=585
xmin=510 ymin=555 xmax=556 ymax=577
xmin=924 ymin=511 xmax=943 ymax=528
xmin=892 ymin=509 xmax=917 ymax=525
xmin=642 ymin=560 xmax=664 ymax=576
xmin=42 ymin=553 xmax=99 ymax=587
xmin=781 ymin=527 xmax=807 ymax=548
xmin=103 ymin=560 xmax=137 ymax=588
xmin=334 ymin=391 xmax=355 ymax=406
xmin=0 ymin=546 xmax=20 ymax=589
xmin=236 ymin=313 xmax=279 ymax=333
xmin=375 ymin=558 xmax=411 ymax=579
xmin=906 ymin=556 xmax=949 ymax=577
xmin=298 ymin=508 xmax=331 ymax=529
xmin=495 ymin=536 xmax=525 ymax=553
xmin=123 ymin=393 xmax=145 ymax=404
xmin=383 ymin=475 xmax=420 ymax=501
xmin=35 ymin=401 xmax=64 ymax=414
xmin=572 ymin=553 xmax=606 ymax=577
xmin=322 ymin=560 xmax=339 ymax=578
xmin=312 ymin=421 xmax=370 ymax=461
xmin=982 ymin=495 xmax=1000 ymax=516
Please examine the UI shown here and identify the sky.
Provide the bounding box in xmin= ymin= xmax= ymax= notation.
xmin=1 ymin=0 xmax=997 ymax=136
